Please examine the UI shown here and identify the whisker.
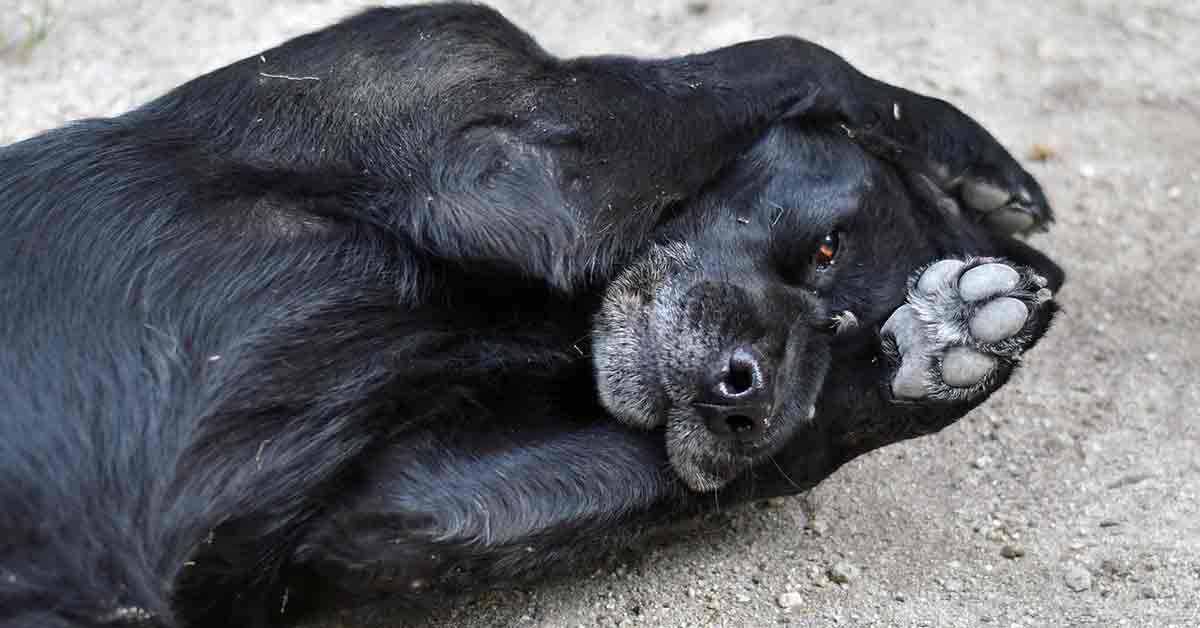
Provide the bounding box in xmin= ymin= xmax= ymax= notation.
xmin=769 ymin=454 xmax=804 ymax=492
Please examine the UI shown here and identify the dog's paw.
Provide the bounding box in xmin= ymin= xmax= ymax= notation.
xmin=956 ymin=172 xmax=1050 ymax=235
xmin=880 ymin=258 xmax=1054 ymax=403
xmin=842 ymin=98 xmax=1052 ymax=236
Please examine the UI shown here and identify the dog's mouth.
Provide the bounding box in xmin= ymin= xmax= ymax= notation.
xmin=662 ymin=401 xmax=816 ymax=493
xmin=592 ymin=242 xmax=827 ymax=492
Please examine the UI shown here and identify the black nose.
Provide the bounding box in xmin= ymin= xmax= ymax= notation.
xmin=693 ymin=346 xmax=772 ymax=442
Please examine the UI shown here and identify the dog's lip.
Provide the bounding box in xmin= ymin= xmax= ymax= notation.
xmin=689 ymin=400 xmax=772 ymax=412
xmin=681 ymin=406 xmax=776 ymax=451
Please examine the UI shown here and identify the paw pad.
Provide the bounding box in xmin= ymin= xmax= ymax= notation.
xmin=882 ymin=257 xmax=1053 ymax=403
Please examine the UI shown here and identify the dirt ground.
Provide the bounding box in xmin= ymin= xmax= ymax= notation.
xmin=3 ymin=1 xmax=1197 ymax=627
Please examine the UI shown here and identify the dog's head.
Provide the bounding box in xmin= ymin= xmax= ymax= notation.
xmin=592 ymin=124 xmax=967 ymax=491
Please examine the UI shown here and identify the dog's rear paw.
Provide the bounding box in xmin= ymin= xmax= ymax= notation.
xmin=844 ymin=100 xmax=1052 ymax=236
xmin=881 ymin=258 xmax=1054 ymax=403
xmin=958 ymin=174 xmax=1051 ymax=235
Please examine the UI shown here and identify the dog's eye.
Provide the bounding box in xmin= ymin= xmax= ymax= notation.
xmin=814 ymin=230 xmax=840 ymax=267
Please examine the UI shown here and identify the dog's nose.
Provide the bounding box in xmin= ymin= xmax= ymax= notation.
xmin=693 ymin=346 xmax=772 ymax=442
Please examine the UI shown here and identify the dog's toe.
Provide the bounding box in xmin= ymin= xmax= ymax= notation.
xmin=984 ymin=206 xmax=1038 ymax=234
xmin=958 ymin=169 xmax=1051 ymax=236
xmin=941 ymin=346 xmax=996 ymax=387
xmin=882 ymin=304 xmax=922 ymax=353
xmin=916 ymin=259 xmax=965 ymax=293
xmin=959 ymin=262 xmax=1020 ymax=302
xmin=969 ymin=297 xmax=1029 ymax=342
xmin=961 ymin=180 xmax=1012 ymax=212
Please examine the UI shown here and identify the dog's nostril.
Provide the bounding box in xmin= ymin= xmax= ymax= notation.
xmin=725 ymin=363 xmax=754 ymax=396
xmin=697 ymin=404 xmax=767 ymax=440
xmin=721 ymin=348 xmax=760 ymax=397
xmin=725 ymin=414 xmax=756 ymax=434
xmin=695 ymin=345 xmax=774 ymax=441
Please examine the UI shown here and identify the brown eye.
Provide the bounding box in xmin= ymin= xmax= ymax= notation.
xmin=815 ymin=230 xmax=840 ymax=266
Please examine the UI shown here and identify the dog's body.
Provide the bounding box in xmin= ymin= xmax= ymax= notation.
xmin=0 ymin=5 xmax=1059 ymax=627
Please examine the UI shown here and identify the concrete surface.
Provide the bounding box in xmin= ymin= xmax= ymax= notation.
xmin=3 ymin=1 xmax=1197 ymax=627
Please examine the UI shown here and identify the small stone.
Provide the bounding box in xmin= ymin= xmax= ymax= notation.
xmin=1138 ymin=585 xmax=1160 ymax=599
xmin=735 ymin=594 xmax=750 ymax=603
xmin=1100 ymin=558 xmax=1133 ymax=578
xmin=1079 ymin=163 xmax=1097 ymax=179
xmin=973 ymin=455 xmax=994 ymax=470
xmin=1000 ymin=545 xmax=1026 ymax=559
xmin=805 ymin=564 xmax=824 ymax=581
xmin=1027 ymin=143 xmax=1057 ymax=162
xmin=1064 ymin=566 xmax=1093 ymax=592
xmin=1035 ymin=38 xmax=1063 ymax=61
xmin=807 ymin=518 xmax=829 ymax=537
xmin=942 ymin=578 xmax=965 ymax=593
xmin=686 ymin=587 xmax=698 ymax=598
xmin=685 ymin=1 xmax=710 ymax=15
xmin=828 ymin=562 xmax=860 ymax=584
xmin=776 ymin=592 xmax=804 ymax=609
xmin=1166 ymin=186 xmax=1182 ymax=200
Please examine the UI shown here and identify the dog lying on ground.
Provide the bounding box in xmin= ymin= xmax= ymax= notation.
xmin=0 ymin=3 xmax=1059 ymax=627
xmin=289 ymin=124 xmax=1062 ymax=622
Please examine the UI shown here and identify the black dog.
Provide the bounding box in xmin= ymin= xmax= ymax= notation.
xmin=291 ymin=124 xmax=1063 ymax=621
xmin=0 ymin=4 xmax=1056 ymax=627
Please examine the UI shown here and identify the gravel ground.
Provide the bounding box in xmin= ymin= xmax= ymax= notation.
xmin=3 ymin=1 xmax=1198 ymax=627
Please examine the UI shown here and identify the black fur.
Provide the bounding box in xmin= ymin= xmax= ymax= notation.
xmin=0 ymin=4 xmax=1059 ymax=627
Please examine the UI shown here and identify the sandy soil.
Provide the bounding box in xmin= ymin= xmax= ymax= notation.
xmin=3 ymin=1 xmax=1198 ymax=626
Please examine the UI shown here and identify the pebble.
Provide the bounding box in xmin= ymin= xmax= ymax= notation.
xmin=1064 ymin=566 xmax=1093 ymax=592
xmin=776 ymin=591 xmax=804 ymax=609
xmin=1079 ymin=163 xmax=1097 ymax=179
xmin=828 ymin=562 xmax=860 ymax=584
xmin=1166 ymin=186 xmax=1182 ymax=200
xmin=1000 ymin=545 xmax=1026 ymax=559
xmin=1100 ymin=558 xmax=1132 ymax=578
xmin=973 ymin=455 xmax=994 ymax=470
xmin=1139 ymin=584 xmax=1160 ymax=599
